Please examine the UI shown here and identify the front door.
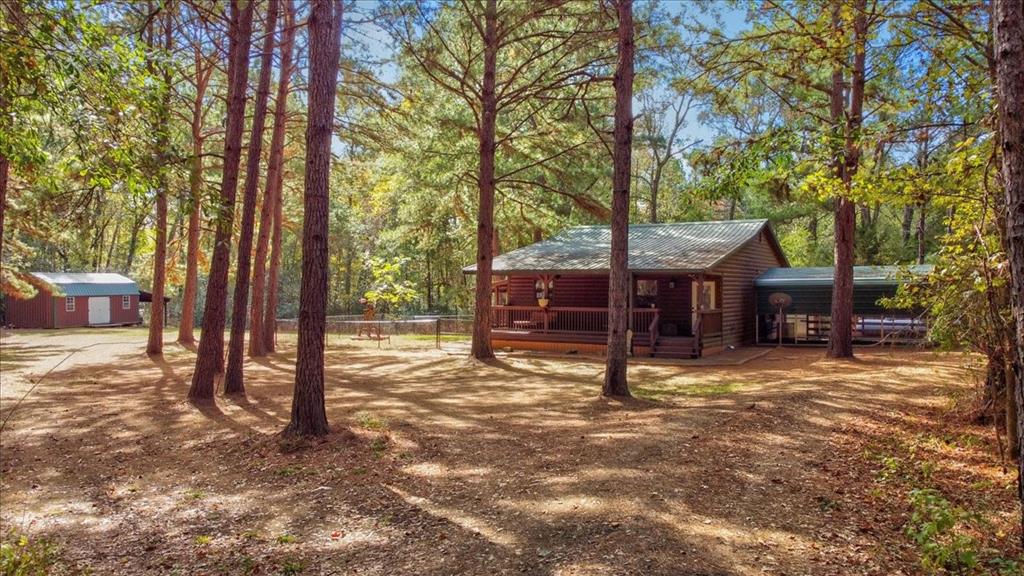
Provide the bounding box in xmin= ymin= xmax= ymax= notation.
xmin=88 ymin=297 xmax=110 ymax=325
xmin=691 ymin=279 xmax=716 ymax=329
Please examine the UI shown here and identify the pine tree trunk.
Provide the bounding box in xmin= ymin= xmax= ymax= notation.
xmin=0 ymin=152 xmax=7 ymax=278
xmin=603 ymin=0 xmax=634 ymax=397
xmin=178 ymin=129 xmax=204 ymax=344
xmin=188 ymin=0 xmax=254 ymax=401
xmin=916 ymin=200 xmax=927 ymax=264
xmin=147 ymin=9 xmax=173 ymax=356
xmin=285 ymin=0 xmax=343 ymax=437
xmin=251 ymin=0 xmax=295 ymax=357
xmin=0 ymin=92 xmax=8 ymax=278
xmin=826 ymin=0 xmax=865 ymax=360
xmin=470 ymin=0 xmax=498 ymax=361
xmin=993 ymin=0 xmax=1024 ymax=547
xmin=224 ymin=0 xmax=279 ymax=395
xmin=178 ymin=55 xmax=213 ymax=345
xmin=263 ymin=144 xmax=286 ymax=353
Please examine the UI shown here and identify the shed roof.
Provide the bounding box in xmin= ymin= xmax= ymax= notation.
xmin=32 ymin=272 xmax=139 ymax=296
xmin=464 ymin=219 xmax=786 ymax=274
xmin=754 ymin=265 xmax=933 ymax=288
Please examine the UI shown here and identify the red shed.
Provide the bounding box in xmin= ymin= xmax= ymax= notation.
xmin=5 ymin=273 xmax=141 ymax=329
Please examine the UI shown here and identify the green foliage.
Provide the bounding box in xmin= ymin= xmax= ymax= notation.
xmin=0 ymin=532 xmax=58 ymax=576
xmin=906 ymin=489 xmax=979 ymax=575
xmin=363 ymin=257 xmax=418 ymax=313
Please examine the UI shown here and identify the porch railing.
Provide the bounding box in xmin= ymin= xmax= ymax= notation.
xmin=491 ymin=306 xmax=660 ymax=335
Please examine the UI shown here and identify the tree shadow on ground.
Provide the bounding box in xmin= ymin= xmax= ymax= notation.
xmin=0 ymin=336 xmax=980 ymax=575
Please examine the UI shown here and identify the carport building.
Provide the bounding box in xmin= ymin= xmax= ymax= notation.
xmin=753 ymin=265 xmax=932 ymax=345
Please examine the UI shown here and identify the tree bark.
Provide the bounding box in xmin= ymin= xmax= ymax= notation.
xmin=263 ymin=135 xmax=286 ymax=353
xmin=251 ymin=0 xmax=295 ymax=357
xmin=826 ymin=0 xmax=865 ymax=360
xmin=188 ymin=0 xmax=254 ymax=401
xmin=0 ymin=151 xmax=7 ymax=280
xmin=147 ymin=7 xmax=174 ymax=356
xmin=993 ymin=0 xmax=1024 ymax=547
xmin=224 ymin=0 xmax=279 ymax=395
xmin=916 ymin=200 xmax=927 ymax=264
xmin=603 ymin=0 xmax=634 ymax=397
xmin=178 ymin=49 xmax=214 ymax=345
xmin=285 ymin=0 xmax=342 ymax=437
xmin=470 ymin=0 xmax=498 ymax=360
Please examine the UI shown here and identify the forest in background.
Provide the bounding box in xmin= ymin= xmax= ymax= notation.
xmin=3 ymin=0 xmax=1004 ymax=319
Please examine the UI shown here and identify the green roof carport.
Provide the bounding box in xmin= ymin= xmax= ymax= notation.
xmin=754 ymin=265 xmax=933 ymax=316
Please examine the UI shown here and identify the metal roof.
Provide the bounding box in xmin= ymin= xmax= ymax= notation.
xmin=31 ymin=272 xmax=139 ymax=297
xmin=754 ymin=265 xmax=934 ymax=288
xmin=464 ymin=219 xmax=784 ymax=274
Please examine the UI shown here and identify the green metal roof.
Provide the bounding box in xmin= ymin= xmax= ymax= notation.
xmin=754 ymin=265 xmax=933 ymax=288
xmin=464 ymin=219 xmax=786 ymax=274
xmin=32 ymin=272 xmax=139 ymax=297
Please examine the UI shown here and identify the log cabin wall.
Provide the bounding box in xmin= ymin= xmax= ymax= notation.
xmin=709 ymin=231 xmax=789 ymax=348
xmin=506 ymin=275 xmax=608 ymax=307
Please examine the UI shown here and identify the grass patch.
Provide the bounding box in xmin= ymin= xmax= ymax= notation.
xmin=184 ymin=488 xmax=206 ymax=500
xmin=399 ymin=334 xmax=469 ymax=342
xmin=280 ymin=558 xmax=306 ymax=575
xmin=276 ymin=465 xmax=313 ymax=478
xmin=194 ymin=535 xmax=213 ymax=546
xmin=276 ymin=534 xmax=298 ymax=545
xmin=355 ymin=412 xmax=388 ymax=431
xmin=634 ymin=381 xmax=741 ymax=401
xmin=370 ymin=437 xmax=389 ymax=457
xmin=0 ymin=532 xmax=58 ymax=575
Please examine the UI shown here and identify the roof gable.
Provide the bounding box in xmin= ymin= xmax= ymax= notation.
xmin=466 ymin=219 xmax=784 ymax=274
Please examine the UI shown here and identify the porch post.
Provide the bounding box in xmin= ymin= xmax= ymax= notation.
xmin=696 ymin=273 xmax=705 ymax=355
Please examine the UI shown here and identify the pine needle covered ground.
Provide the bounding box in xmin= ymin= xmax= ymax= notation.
xmin=0 ymin=328 xmax=1018 ymax=575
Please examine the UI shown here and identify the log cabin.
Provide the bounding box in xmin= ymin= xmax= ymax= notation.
xmin=464 ymin=219 xmax=789 ymax=358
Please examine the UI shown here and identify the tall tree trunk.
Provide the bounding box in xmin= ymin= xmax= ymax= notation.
xmin=285 ymin=0 xmax=342 ymax=437
xmin=603 ymin=0 xmax=634 ymax=397
xmin=224 ymin=0 xmax=280 ymax=395
xmin=188 ymin=0 xmax=254 ymax=401
xmin=993 ymin=0 xmax=1024 ymax=547
xmin=263 ymin=141 xmax=286 ymax=353
xmin=916 ymin=200 xmax=927 ymax=264
xmin=826 ymin=0 xmax=864 ymax=360
xmin=0 ymin=89 xmax=8 ymax=279
xmin=901 ymin=205 xmax=914 ymax=244
xmin=251 ymin=0 xmax=295 ymax=357
xmin=178 ymin=52 xmax=213 ymax=345
xmin=470 ymin=0 xmax=498 ymax=360
xmin=1 ymin=151 xmax=9 ymax=279
xmin=650 ymin=164 xmax=661 ymax=223
xmin=147 ymin=8 xmax=174 ymax=356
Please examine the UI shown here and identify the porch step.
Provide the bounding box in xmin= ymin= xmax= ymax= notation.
xmin=651 ymin=336 xmax=698 ymax=359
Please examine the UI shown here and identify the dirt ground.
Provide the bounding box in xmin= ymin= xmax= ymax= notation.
xmin=0 ymin=328 xmax=1019 ymax=575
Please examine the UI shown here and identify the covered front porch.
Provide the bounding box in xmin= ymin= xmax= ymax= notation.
xmin=489 ymin=273 xmax=724 ymax=358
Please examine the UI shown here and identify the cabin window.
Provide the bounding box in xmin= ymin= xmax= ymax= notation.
xmin=122 ymin=295 xmax=131 ymax=309
xmin=636 ymin=279 xmax=658 ymax=297
xmin=65 ymin=296 xmax=75 ymax=312
xmin=534 ymin=278 xmax=554 ymax=301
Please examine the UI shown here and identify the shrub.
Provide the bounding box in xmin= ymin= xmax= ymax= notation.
xmin=0 ymin=532 xmax=58 ymax=576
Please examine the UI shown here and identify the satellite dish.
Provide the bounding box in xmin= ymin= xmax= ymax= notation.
xmin=768 ymin=292 xmax=792 ymax=308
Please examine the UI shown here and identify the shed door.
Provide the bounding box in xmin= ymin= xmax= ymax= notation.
xmin=88 ymin=297 xmax=110 ymax=325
